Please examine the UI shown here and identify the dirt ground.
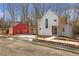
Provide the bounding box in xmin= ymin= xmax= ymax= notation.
xmin=0 ymin=36 xmax=79 ymax=56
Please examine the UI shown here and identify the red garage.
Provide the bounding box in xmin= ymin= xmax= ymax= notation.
xmin=9 ymin=23 xmax=31 ymax=35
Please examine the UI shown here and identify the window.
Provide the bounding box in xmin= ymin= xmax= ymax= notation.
xmin=54 ymin=19 xmax=56 ymax=22
xmin=39 ymin=28 xmax=41 ymax=30
xmin=45 ymin=18 xmax=48 ymax=28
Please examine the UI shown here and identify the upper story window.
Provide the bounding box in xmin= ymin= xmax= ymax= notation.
xmin=54 ymin=19 xmax=56 ymax=22
xmin=45 ymin=18 xmax=48 ymax=28
xmin=39 ymin=28 xmax=41 ymax=30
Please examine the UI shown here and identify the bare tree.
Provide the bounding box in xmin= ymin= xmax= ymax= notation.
xmin=7 ymin=3 xmax=17 ymax=26
xmin=20 ymin=3 xmax=34 ymax=34
xmin=0 ymin=18 xmax=5 ymax=29
xmin=33 ymin=3 xmax=42 ymax=35
xmin=20 ymin=3 xmax=29 ymax=24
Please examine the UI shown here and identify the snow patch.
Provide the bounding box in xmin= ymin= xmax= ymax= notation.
xmin=7 ymin=38 xmax=14 ymax=40
xmin=15 ymin=35 xmax=36 ymax=38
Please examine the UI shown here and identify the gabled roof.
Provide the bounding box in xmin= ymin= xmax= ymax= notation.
xmin=37 ymin=9 xmax=58 ymax=23
xmin=40 ymin=9 xmax=58 ymax=19
xmin=44 ymin=9 xmax=57 ymax=16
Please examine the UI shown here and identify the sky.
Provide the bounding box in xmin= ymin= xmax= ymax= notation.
xmin=0 ymin=3 xmax=34 ymax=21
xmin=0 ymin=3 xmax=79 ymax=21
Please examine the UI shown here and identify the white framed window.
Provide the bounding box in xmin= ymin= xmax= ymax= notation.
xmin=45 ymin=18 xmax=48 ymax=28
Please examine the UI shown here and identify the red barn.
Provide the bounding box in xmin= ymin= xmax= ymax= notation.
xmin=9 ymin=23 xmax=31 ymax=35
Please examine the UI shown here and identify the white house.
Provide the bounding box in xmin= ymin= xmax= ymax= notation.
xmin=38 ymin=9 xmax=73 ymax=37
xmin=38 ymin=9 xmax=59 ymax=36
xmin=60 ymin=24 xmax=73 ymax=37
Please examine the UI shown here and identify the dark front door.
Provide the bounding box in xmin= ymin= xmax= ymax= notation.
xmin=52 ymin=26 xmax=57 ymax=34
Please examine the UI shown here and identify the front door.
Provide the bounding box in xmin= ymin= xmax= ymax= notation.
xmin=52 ymin=26 xmax=57 ymax=34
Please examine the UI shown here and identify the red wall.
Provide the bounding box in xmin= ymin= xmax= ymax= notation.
xmin=13 ymin=23 xmax=30 ymax=34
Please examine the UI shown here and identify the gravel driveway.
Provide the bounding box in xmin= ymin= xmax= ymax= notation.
xmin=0 ymin=37 xmax=78 ymax=56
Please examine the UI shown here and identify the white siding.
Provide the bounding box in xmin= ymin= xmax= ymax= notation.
xmin=60 ymin=24 xmax=73 ymax=37
xmin=38 ymin=9 xmax=73 ymax=37
xmin=38 ymin=10 xmax=58 ymax=36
